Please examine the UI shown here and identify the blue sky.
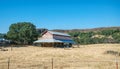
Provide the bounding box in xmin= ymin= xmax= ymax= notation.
xmin=0 ymin=0 xmax=120 ymax=33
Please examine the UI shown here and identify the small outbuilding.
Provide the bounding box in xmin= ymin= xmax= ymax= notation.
xmin=34 ymin=31 xmax=74 ymax=47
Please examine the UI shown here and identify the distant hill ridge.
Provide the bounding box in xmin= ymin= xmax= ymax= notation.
xmin=51 ymin=26 xmax=120 ymax=33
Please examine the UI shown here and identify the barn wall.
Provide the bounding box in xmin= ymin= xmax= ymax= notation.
xmin=38 ymin=32 xmax=53 ymax=40
xmin=41 ymin=43 xmax=53 ymax=47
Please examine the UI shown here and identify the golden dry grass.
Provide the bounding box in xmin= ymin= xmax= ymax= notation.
xmin=0 ymin=44 xmax=120 ymax=69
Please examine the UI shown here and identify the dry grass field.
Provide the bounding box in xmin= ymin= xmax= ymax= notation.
xmin=0 ymin=44 xmax=120 ymax=69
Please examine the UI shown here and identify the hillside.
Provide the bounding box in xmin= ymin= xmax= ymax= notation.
xmin=52 ymin=26 xmax=120 ymax=33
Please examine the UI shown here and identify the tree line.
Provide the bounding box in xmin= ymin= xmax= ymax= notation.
xmin=0 ymin=33 xmax=5 ymax=39
xmin=69 ymin=29 xmax=120 ymax=44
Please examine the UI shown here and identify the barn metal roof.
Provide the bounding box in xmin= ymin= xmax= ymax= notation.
xmin=48 ymin=31 xmax=70 ymax=36
xmin=34 ymin=39 xmax=61 ymax=43
xmin=34 ymin=39 xmax=74 ymax=44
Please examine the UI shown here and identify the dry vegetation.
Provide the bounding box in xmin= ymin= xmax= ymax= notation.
xmin=0 ymin=44 xmax=120 ymax=69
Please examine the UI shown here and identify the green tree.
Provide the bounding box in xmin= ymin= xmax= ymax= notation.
xmin=0 ymin=33 xmax=5 ymax=38
xmin=6 ymin=22 xmax=38 ymax=44
xmin=112 ymin=32 xmax=120 ymax=43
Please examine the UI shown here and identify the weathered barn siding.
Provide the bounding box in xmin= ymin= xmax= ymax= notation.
xmin=38 ymin=32 xmax=53 ymax=40
xmin=40 ymin=43 xmax=65 ymax=47
xmin=41 ymin=43 xmax=54 ymax=47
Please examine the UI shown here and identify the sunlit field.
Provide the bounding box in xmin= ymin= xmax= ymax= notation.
xmin=0 ymin=44 xmax=120 ymax=69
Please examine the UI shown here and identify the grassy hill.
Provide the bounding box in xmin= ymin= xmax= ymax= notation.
xmin=52 ymin=26 xmax=120 ymax=33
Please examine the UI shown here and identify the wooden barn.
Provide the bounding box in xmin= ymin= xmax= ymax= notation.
xmin=34 ymin=31 xmax=74 ymax=47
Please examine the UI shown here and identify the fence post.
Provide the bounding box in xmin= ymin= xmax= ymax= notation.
xmin=115 ymin=55 xmax=118 ymax=69
xmin=116 ymin=61 xmax=118 ymax=69
xmin=52 ymin=58 xmax=53 ymax=69
xmin=8 ymin=57 xmax=10 ymax=69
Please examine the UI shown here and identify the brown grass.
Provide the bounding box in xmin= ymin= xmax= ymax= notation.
xmin=0 ymin=44 xmax=120 ymax=69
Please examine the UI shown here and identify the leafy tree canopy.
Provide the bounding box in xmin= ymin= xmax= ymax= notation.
xmin=0 ymin=33 xmax=5 ymax=38
xmin=6 ymin=22 xmax=38 ymax=44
